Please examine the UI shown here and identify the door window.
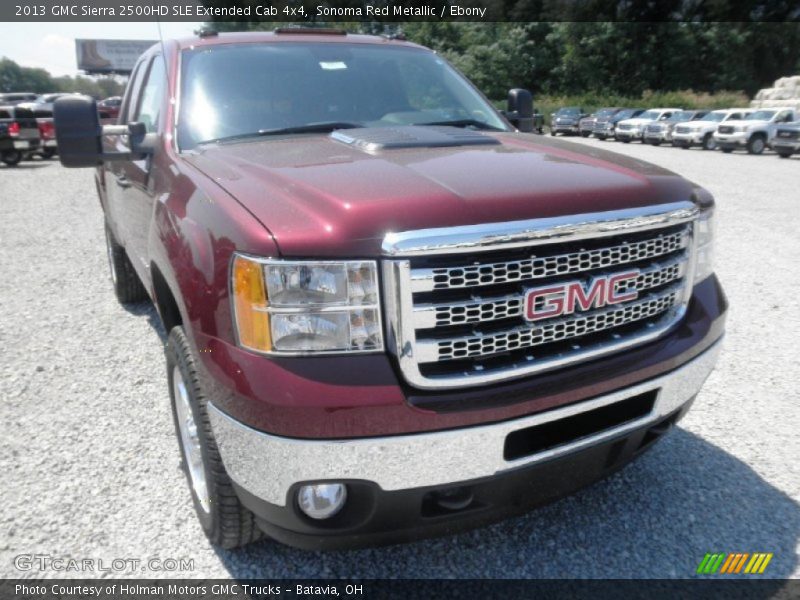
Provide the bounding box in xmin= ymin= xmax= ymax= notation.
xmin=134 ymin=55 xmax=166 ymax=132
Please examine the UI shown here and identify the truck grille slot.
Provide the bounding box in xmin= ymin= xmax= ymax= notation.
xmin=503 ymin=390 xmax=657 ymax=461
xmin=718 ymin=126 xmax=734 ymax=134
xmin=384 ymin=206 xmax=697 ymax=389
xmin=675 ymin=126 xmax=691 ymax=134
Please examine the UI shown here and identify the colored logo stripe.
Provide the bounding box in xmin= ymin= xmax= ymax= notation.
xmin=697 ymin=553 xmax=773 ymax=575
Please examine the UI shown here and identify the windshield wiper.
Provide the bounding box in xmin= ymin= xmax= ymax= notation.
xmin=412 ymin=119 xmax=504 ymax=131
xmin=198 ymin=122 xmax=363 ymax=146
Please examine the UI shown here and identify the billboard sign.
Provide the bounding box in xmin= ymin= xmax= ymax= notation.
xmin=76 ymin=39 xmax=157 ymax=74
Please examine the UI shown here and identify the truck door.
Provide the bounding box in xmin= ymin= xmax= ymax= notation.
xmin=108 ymin=54 xmax=167 ymax=286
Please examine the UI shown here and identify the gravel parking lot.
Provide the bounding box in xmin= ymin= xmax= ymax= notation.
xmin=1 ymin=139 xmax=798 ymax=580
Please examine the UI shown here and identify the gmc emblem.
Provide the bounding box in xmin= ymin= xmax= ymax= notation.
xmin=524 ymin=270 xmax=640 ymax=322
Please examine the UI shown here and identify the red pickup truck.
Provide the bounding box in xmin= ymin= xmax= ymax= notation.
xmin=54 ymin=30 xmax=725 ymax=550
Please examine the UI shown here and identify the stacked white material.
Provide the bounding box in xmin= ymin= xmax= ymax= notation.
xmin=751 ymin=75 xmax=800 ymax=110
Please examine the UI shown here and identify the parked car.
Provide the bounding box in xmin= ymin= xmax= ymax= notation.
xmin=770 ymin=121 xmax=800 ymax=158
xmin=35 ymin=93 xmax=74 ymax=104
xmin=0 ymin=92 xmax=38 ymax=105
xmin=54 ymin=30 xmax=725 ymax=550
xmin=615 ymin=108 xmax=683 ymax=143
xmin=579 ymin=107 xmax=622 ymax=137
xmin=98 ymin=96 xmax=122 ymax=120
xmin=0 ymin=104 xmax=41 ymax=166
xmin=594 ymin=108 xmax=644 ymax=140
xmin=643 ymin=110 xmax=708 ymax=146
xmin=671 ymin=109 xmax=753 ymax=151
xmin=714 ymin=108 xmax=798 ymax=154
xmin=550 ymin=107 xmax=587 ymax=136
xmin=17 ymin=102 xmax=57 ymax=159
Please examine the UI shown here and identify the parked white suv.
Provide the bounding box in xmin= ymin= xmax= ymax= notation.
xmin=713 ymin=108 xmax=798 ymax=154
xmin=672 ymin=109 xmax=753 ymax=151
xmin=615 ymin=108 xmax=683 ymax=143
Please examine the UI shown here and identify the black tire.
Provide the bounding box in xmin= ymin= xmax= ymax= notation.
xmin=649 ymin=140 xmax=661 ymax=146
xmin=581 ymin=131 xmax=591 ymax=138
xmin=41 ymin=148 xmax=56 ymax=159
xmin=746 ymin=134 xmax=766 ymax=155
xmin=721 ymin=147 xmax=734 ymax=153
xmin=104 ymin=225 xmax=148 ymax=304
xmin=596 ymin=134 xmax=607 ymax=141
xmin=166 ymin=326 xmax=263 ymax=549
xmin=702 ymin=133 xmax=717 ymax=151
xmin=550 ymin=130 xmax=557 ymax=136
xmin=777 ymin=150 xmax=793 ymax=158
xmin=621 ymin=138 xmax=630 ymax=144
xmin=2 ymin=151 xmax=22 ymax=166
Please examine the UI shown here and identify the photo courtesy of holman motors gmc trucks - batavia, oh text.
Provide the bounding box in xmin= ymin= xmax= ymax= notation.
xmin=53 ymin=29 xmax=725 ymax=550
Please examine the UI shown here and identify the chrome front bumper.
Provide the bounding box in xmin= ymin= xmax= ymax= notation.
xmin=771 ymin=139 xmax=800 ymax=151
xmin=209 ymin=340 xmax=722 ymax=506
xmin=714 ymin=131 xmax=748 ymax=146
xmin=672 ymin=131 xmax=704 ymax=144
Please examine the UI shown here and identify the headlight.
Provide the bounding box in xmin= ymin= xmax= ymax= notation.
xmin=693 ymin=210 xmax=715 ymax=284
xmin=231 ymin=255 xmax=383 ymax=354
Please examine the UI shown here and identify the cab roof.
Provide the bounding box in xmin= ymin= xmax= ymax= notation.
xmin=172 ymin=30 xmax=424 ymax=51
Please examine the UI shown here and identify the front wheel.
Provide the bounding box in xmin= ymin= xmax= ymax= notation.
xmin=746 ymin=135 xmax=766 ymax=155
xmin=41 ymin=148 xmax=56 ymax=159
xmin=550 ymin=130 xmax=557 ymax=136
xmin=581 ymin=131 xmax=591 ymax=138
xmin=621 ymin=139 xmax=630 ymax=144
xmin=777 ymin=149 xmax=794 ymax=158
xmin=702 ymin=133 xmax=717 ymax=151
xmin=167 ymin=327 xmax=264 ymax=549
xmin=2 ymin=151 xmax=22 ymax=166
xmin=596 ymin=134 xmax=607 ymax=141
xmin=721 ymin=147 xmax=734 ymax=153
xmin=649 ymin=140 xmax=661 ymax=146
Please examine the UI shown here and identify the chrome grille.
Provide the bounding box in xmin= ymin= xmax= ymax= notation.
xmin=646 ymin=124 xmax=663 ymax=133
xmin=428 ymin=288 xmax=681 ymax=362
xmin=412 ymin=228 xmax=688 ymax=292
xmin=718 ymin=126 xmax=734 ymax=134
xmin=416 ymin=256 xmax=686 ymax=329
xmin=675 ymin=126 xmax=691 ymax=134
xmin=383 ymin=202 xmax=699 ymax=390
xmin=617 ymin=123 xmax=632 ymax=131
xmin=777 ymin=129 xmax=799 ymax=140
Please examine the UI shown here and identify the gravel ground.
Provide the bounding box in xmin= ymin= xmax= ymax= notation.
xmin=1 ymin=141 xmax=798 ymax=580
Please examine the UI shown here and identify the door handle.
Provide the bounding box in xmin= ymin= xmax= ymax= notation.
xmin=115 ymin=174 xmax=131 ymax=188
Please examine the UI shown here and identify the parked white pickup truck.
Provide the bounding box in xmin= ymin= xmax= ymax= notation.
xmin=615 ymin=108 xmax=683 ymax=143
xmin=713 ymin=108 xmax=798 ymax=154
xmin=672 ymin=109 xmax=753 ymax=151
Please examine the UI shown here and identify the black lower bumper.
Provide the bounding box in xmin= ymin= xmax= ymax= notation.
xmin=235 ymin=399 xmax=694 ymax=550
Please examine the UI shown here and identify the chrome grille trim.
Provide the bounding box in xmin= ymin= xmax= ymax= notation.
xmin=382 ymin=202 xmax=701 ymax=390
xmin=413 ymin=255 xmax=687 ymax=330
xmin=383 ymin=201 xmax=699 ymax=257
xmin=410 ymin=228 xmax=688 ymax=293
xmin=417 ymin=287 xmax=682 ymax=363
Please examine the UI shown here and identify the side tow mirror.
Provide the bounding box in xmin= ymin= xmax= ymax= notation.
xmin=506 ymin=88 xmax=534 ymax=133
xmin=54 ymin=95 xmax=103 ymax=168
xmin=54 ymin=94 xmax=157 ymax=169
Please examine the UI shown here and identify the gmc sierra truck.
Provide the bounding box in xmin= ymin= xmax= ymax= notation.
xmin=643 ymin=110 xmax=708 ymax=146
xmin=671 ymin=109 xmax=753 ymax=151
xmin=593 ymin=108 xmax=644 ymax=140
xmin=615 ymin=108 xmax=683 ymax=143
xmin=54 ymin=30 xmax=726 ymax=550
xmin=713 ymin=107 xmax=798 ymax=154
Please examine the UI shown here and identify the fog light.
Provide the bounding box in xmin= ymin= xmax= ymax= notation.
xmin=297 ymin=484 xmax=347 ymax=520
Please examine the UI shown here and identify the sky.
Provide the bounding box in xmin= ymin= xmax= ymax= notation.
xmin=0 ymin=22 xmax=203 ymax=76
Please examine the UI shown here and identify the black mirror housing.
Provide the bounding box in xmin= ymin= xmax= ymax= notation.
xmin=506 ymin=88 xmax=534 ymax=133
xmin=54 ymin=95 xmax=102 ymax=168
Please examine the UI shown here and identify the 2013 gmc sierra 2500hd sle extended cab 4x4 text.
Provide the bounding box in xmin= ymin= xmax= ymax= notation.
xmin=54 ymin=30 xmax=726 ymax=551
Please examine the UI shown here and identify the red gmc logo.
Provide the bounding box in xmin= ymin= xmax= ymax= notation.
xmin=524 ymin=270 xmax=640 ymax=322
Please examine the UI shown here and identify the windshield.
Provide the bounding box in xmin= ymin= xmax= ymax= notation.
xmin=178 ymin=43 xmax=507 ymax=149
xmin=637 ymin=110 xmax=660 ymax=120
xmin=614 ymin=109 xmax=637 ymax=120
xmin=704 ymin=111 xmax=727 ymax=122
xmin=595 ymin=108 xmax=617 ymax=118
xmin=556 ymin=107 xmax=581 ymax=116
xmin=667 ymin=111 xmax=694 ymax=122
xmin=746 ymin=110 xmax=777 ymax=121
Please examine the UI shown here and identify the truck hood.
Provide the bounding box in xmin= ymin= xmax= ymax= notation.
xmin=618 ymin=118 xmax=656 ymax=127
xmin=722 ymin=119 xmax=769 ymax=128
xmin=184 ymin=130 xmax=698 ymax=257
